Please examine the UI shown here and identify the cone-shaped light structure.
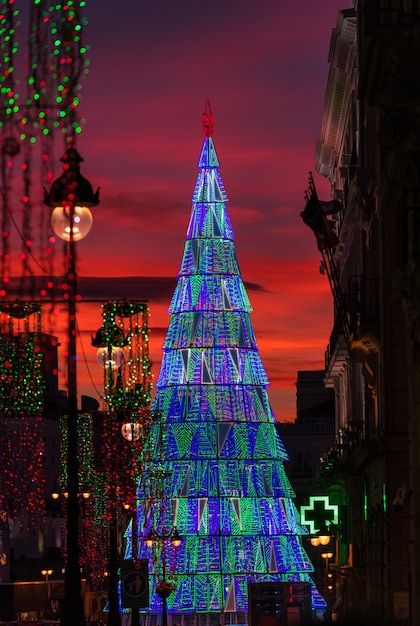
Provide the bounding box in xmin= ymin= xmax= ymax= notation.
xmin=127 ymin=102 xmax=326 ymax=619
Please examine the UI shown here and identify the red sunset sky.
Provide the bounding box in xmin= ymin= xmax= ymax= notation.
xmin=11 ymin=0 xmax=351 ymax=421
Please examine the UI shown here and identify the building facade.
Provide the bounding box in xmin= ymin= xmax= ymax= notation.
xmin=313 ymin=3 xmax=420 ymax=624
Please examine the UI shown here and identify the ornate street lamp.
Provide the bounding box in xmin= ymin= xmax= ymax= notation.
xmin=145 ymin=527 xmax=181 ymax=626
xmin=41 ymin=569 xmax=54 ymax=600
xmin=321 ymin=551 xmax=334 ymax=578
xmin=44 ymin=145 xmax=99 ymax=626
xmin=310 ymin=532 xmax=331 ymax=547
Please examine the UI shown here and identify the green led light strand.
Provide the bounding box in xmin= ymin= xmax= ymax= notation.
xmin=59 ymin=411 xmax=95 ymax=493
xmin=25 ymin=1 xmax=89 ymax=140
xmin=0 ymin=304 xmax=46 ymax=531
xmin=48 ymin=1 xmax=89 ymax=140
xmin=94 ymin=300 xmax=153 ymax=414
xmin=0 ymin=1 xmax=91 ymax=300
xmin=0 ymin=1 xmax=20 ymax=127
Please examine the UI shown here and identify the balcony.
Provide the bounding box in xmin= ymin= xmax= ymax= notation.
xmin=345 ymin=275 xmax=379 ymax=335
xmin=325 ymin=275 xmax=379 ymax=371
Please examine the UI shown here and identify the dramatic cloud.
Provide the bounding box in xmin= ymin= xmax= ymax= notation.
xmin=15 ymin=0 xmax=348 ymax=421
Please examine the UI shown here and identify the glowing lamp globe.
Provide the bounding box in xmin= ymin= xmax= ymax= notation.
xmin=41 ymin=569 xmax=53 ymax=577
xmin=121 ymin=422 xmax=141 ymax=441
xmin=319 ymin=534 xmax=331 ymax=546
xmin=51 ymin=205 xmax=93 ymax=242
xmin=96 ymin=346 xmax=124 ymax=370
xmin=44 ymin=146 xmax=100 ymax=240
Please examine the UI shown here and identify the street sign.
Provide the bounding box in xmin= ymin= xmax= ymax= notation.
xmin=121 ymin=559 xmax=149 ymax=608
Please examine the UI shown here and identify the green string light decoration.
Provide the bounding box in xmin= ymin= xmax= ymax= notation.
xmin=0 ymin=302 xmax=46 ymax=531
xmin=59 ymin=411 xmax=105 ymax=587
xmin=26 ymin=1 xmax=89 ymax=140
xmin=59 ymin=412 xmax=95 ymax=494
xmin=91 ymin=299 xmax=155 ymax=614
xmin=92 ymin=300 xmax=153 ymax=414
xmin=0 ymin=1 xmax=20 ymax=125
xmin=0 ymin=1 xmax=91 ymax=300
xmin=93 ymin=300 xmax=154 ymax=527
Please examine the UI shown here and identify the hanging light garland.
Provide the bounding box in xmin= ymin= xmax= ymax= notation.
xmin=59 ymin=411 xmax=94 ymax=494
xmin=93 ymin=300 xmax=153 ymax=526
xmin=0 ymin=302 xmax=46 ymax=531
xmin=0 ymin=0 xmax=90 ymax=301
xmin=0 ymin=0 xmax=91 ymax=546
xmin=59 ymin=411 xmax=102 ymax=585
xmin=91 ymin=300 xmax=154 ymax=606
xmin=24 ymin=1 xmax=89 ymax=141
xmin=92 ymin=300 xmax=153 ymax=414
xmin=0 ymin=1 xmax=20 ymax=125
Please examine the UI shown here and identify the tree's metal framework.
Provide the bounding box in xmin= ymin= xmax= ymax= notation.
xmin=125 ymin=105 xmax=326 ymax=618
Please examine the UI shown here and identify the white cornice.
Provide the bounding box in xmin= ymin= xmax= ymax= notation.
xmin=315 ymin=9 xmax=357 ymax=181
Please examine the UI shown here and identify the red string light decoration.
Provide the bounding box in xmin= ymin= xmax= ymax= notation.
xmin=0 ymin=302 xmax=46 ymax=531
xmin=0 ymin=0 xmax=91 ymax=537
xmin=0 ymin=1 xmax=90 ymax=301
xmin=93 ymin=300 xmax=153 ymax=595
xmin=59 ymin=412 xmax=104 ymax=587
xmin=92 ymin=301 xmax=153 ymax=414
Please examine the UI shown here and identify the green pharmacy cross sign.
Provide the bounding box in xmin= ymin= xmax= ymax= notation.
xmin=300 ymin=496 xmax=339 ymax=535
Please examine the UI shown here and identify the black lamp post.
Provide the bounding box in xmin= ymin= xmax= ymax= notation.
xmin=121 ymin=419 xmax=142 ymax=626
xmin=44 ymin=145 xmax=99 ymax=626
xmin=41 ymin=568 xmax=53 ymax=600
xmin=145 ymin=527 xmax=181 ymax=626
xmin=105 ymin=413 xmax=124 ymax=626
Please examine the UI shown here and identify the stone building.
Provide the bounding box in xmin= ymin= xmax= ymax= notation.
xmin=312 ymin=3 xmax=420 ymax=624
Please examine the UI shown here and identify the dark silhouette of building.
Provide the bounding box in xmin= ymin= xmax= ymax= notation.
xmin=311 ymin=3 xmax=420 ymax=624
xmin=277 ymin=371 xmax=335 ymax=507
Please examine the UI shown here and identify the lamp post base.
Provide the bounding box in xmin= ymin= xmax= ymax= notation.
xmin=156 ymin=582 xmax=173 ymax=626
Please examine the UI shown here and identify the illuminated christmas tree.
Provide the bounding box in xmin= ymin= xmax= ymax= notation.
xmin=127 ymin=102 xmax=324 ymax=620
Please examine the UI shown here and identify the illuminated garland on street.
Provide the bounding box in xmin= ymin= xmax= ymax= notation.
xmin=0 ymin=303 xmax=45 ymax=530
xmin=24 ymin=0 xmax=89 ymax=141
xmin=59 ymin=411 xmax=102 ymax=586
xmin=0 ymin=1 xmax=19 ymax=124
xmin=88 ymin=301 xmax=154 ymax=593
xmin=92 ymin=300 xmax=153 ymax=414
xmin=59 ymin=412 xmax=94 ymax=493
xmin=0 ymin=0 xmax=90 ymax=299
